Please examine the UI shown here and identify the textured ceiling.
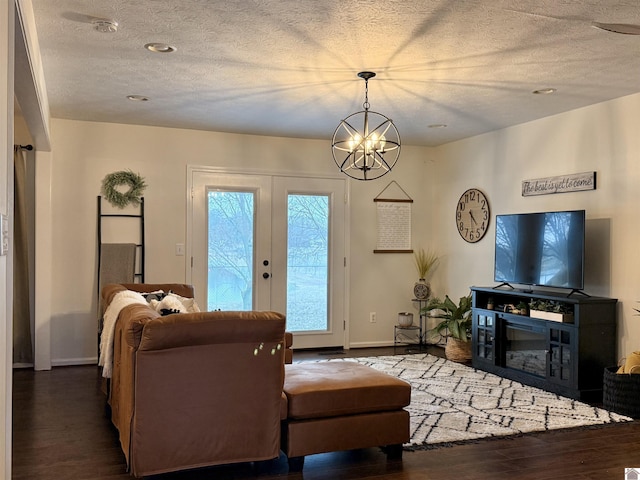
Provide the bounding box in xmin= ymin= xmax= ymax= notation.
xmin=29 ymin=0 xmax=640 ymax=146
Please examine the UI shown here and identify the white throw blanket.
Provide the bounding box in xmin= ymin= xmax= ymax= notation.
xmin=99 ymin=290 xmax=147 ymax=378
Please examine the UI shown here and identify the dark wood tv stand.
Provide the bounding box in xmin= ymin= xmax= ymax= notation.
xmin=470 ymin=286 xmax=617 ymax=401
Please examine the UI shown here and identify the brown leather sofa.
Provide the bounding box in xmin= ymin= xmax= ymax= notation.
xmin=101 ymin=283 xmax=291 ymax=477
xmin=101 ymin=283 xmax=410 ymax=477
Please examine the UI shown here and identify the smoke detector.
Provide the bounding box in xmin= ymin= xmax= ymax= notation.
xmin=92 ymin=18 xmax=119 ymax=33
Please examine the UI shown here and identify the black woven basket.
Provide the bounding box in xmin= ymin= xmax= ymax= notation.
xmin=603 ymin=366 xmax=640 ymax=419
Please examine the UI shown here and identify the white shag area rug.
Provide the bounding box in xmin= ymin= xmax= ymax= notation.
xmin=324 ymin=353 xmax=632 ymax=449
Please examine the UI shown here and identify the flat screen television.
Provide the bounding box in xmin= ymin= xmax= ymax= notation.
xmin=494 ymin=210 xmax=585 ymax=291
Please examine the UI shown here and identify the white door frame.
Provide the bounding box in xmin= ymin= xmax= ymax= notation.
xmin=186 ymin=165 xmax=350 ymax=349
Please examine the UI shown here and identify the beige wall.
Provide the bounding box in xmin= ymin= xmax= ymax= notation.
xmin=432 ymin=92 xmax=640 ymax=357
xmin=46 ymin=91 xmax=640 ymax=364
xmin=1 ymin=1 xmax=14 ymax=476
xmin=48 ymin=119 xmax=434 ymax=363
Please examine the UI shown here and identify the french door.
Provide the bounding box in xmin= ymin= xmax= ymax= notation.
xmin=188 ymin=169 xmax=347 ymax=349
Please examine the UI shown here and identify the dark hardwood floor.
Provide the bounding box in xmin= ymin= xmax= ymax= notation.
xmin=12 ymin=346 xmax=640 ymax=480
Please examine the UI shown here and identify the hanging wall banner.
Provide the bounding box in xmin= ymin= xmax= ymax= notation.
xmin=373 ymin=180 xmax=413 ymax=253
xmin=374 ymin=200 xmax=412 ymax=253
xmin=522 ymin=171 xmax=596 ymax=197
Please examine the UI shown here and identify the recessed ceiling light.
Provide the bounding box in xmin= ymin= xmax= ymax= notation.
xmin=92 ymin=18 xmax=118 ymax=33
xmin=428 ymin=124 xmax=447 ymax=129
xmin=126 ymin=95 xmax=149 ymax=102
xmin=532 ymin=88 xmax=556 ymax=95
xmin=144 ymin=43 xmax=177 ymax=53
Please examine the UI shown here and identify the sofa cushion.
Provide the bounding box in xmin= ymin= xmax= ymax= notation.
xmin=283 ymin=362 xmax=411 ymax=420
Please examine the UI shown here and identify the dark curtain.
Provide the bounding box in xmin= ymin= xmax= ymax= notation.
xmin=13 ymin=146 xmax=33 ymax=364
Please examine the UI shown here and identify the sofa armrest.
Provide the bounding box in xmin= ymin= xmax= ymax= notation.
xmin=138 ymin=311 xmax=285 ymax=351
xmin=120 ymin=304 xmax=161 ymax=349
xmin=130 ymin=311 xmax=287 ymax=476
xmin=109 ymin=303 xmax=160 ymax=464
xmin=101 ymin=284 xmax=128 ymax=316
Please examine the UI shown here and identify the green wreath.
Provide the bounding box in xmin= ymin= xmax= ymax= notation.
xmin=101 ymin=170 xmax=147 ymax=208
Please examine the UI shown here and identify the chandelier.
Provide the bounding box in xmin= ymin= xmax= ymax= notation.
xmin=331 ymin=71 xmax=401 ymax=181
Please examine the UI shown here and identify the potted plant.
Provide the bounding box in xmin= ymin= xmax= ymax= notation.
xmin=516 ymin=301 xmax=529 ymax=316
xmin=422 ymin=293 xmax=473 ymax=363
xmin=413 ymin=248 xmax=439 ymax=300
xmin=528 ymin=299 xmax=573 ymax=323
xmin=486 ymin=296 xmax=494 ymax=310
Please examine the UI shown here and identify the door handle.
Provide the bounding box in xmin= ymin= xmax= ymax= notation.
xmin=263 ymin=272 xmax=270 ymax=279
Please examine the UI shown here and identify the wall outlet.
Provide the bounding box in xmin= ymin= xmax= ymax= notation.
xmin=369 ymin=312 xmax=376 ymax=323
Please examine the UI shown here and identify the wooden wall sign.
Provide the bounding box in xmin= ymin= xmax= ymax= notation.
xmin=522 ymin=171 xmax=596 ymax=197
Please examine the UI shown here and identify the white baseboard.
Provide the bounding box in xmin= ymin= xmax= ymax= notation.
xmin=348 ymin=341 xmax=395 ymax=349
xmin=51 ymin=356 xmax=98 ymax=367
xmin=13 ymin=362 xmax=34 ymax=369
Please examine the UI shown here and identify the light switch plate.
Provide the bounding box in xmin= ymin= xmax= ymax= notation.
xmin=0 ymin=214 xmax=8 ymax=256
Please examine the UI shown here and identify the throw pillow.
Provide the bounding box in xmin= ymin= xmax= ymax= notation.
xmin=141 ymin=290 xmax=168 ymax=303
xmin=150 ymin=295 xmax=187 ymax=314
xmin=167 ymin=293 xmax=201 ymax=313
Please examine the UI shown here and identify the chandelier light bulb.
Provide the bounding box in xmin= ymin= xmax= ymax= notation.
xmin=349 ymin=133 xmax=362 ymax=153
xmin=365 ymin=135 xmax=374 ymax=152
xmin=379 ymin=135 xmax=386 ymax=152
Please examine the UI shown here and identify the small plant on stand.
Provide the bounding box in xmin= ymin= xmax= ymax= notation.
xmin=413 ymin=248 xmax=439 ymax=300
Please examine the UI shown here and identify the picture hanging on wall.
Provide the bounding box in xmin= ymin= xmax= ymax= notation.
xmin=373 ymin=181 xmax=413 ymax=253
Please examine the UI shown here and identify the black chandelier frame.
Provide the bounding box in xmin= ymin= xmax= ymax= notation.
xmin=331 ymin=72 xmax=401 ymax=181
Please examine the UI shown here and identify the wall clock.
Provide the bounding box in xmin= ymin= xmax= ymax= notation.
xmin=456 ymin=188 xmax=490 ymax=243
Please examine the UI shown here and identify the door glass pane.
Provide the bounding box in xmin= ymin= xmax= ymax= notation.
xmin=561 ymin=346 xmax=571 ymax=365
xmin=207 ymin=189 xmax=254 ymax=311
xmin=287 ymin=194 xmax=329 ymax=332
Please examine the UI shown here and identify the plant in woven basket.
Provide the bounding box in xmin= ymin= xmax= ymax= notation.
xmin=422 ymin=293 xmax=472 ymax=363
xmin=422 ymin=293 xmax=472 ymax=342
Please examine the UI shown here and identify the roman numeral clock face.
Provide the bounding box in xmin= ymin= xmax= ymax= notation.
xmin=456 ymin=188 xmax=490 ymax=243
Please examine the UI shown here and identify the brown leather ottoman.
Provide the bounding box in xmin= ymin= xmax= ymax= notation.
xmin=282 ymin=361 xmax=411 ymax=470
